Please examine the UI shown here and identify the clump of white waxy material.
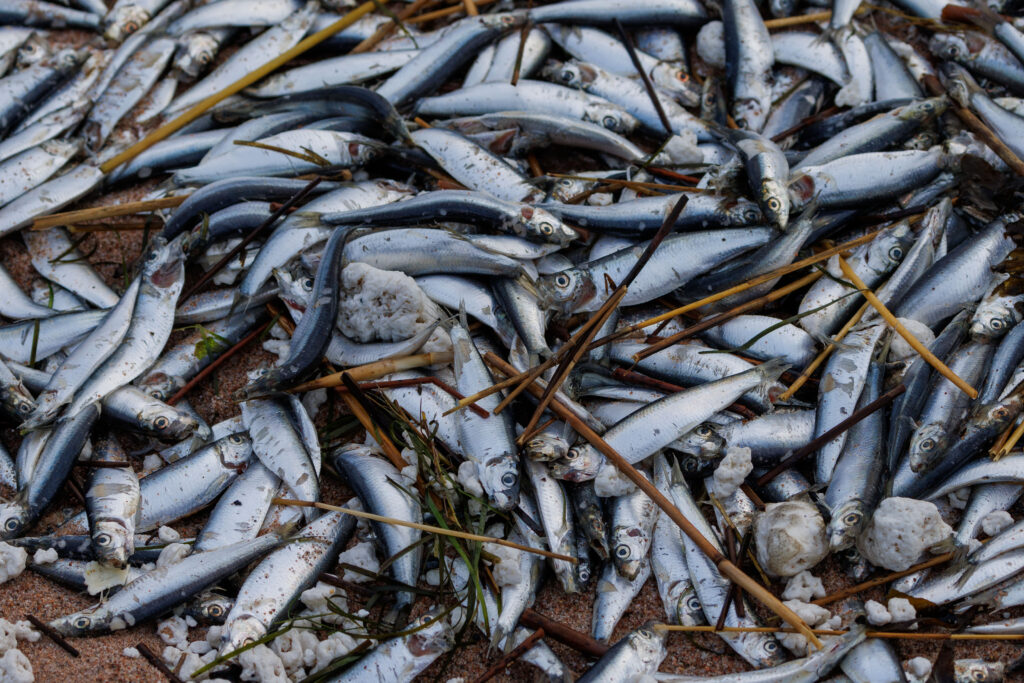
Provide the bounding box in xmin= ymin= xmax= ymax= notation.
xmin=593 ymin=463 xmax=636 ymax=498
xmin=425 ymin=569 xmax=441 ymax=586
xmin=967 ymin=538 xmax=983 ymax=554
xmin=0 ymin=649 xmax=32 ymax=683
xmin=0 ymin=619 xmax=38 ymax=653
xmin=261 ymin=339 xmax=290 ymax=366
xmin=338 ymin=263 xmax=440 ymax=343
xmin=712 ymin=447 xmax=753 ymax=500
xmin=982 ymin=511 xmax=1014 ymax=537
xmin=123 ymin=647 xmax=140 ymax=658
xmin=586 ymin=193 xmax=613 ymax=206
xmin=888 ymin=597 xmax=916 ymax=623
xmin=142 ymin=454 xmax=163 ymax=474
xmin=237 ymin=645 xmax=289 ymax=683
xmin=948 ymin=487 xmax=970 ymax=510
xmin=782 ymin=571 xmax=826 ymax=602
xmin=301 ymin=582 xmax=346 ymax=621
xmin=755 ymin=500 xmax=829 ymax=577
xmin=271 ymin=628 xmax=318 ymax=676
xmin=156 ymin=542 xmax=190 ymax=568
xmin=0 ymin=544 xmax=26 ymax=585
xmin=662 ymin=132 xmax=703 ymax=165
xmin=158 ymin=525 xmax=181 ymax=542
xmin=422 ymin=327 xmax=453 ymax=355
xmin=301 ymin=388 xmax=327 ymax=421
xmin=164 ymin=646 xmax=220 ymax=682
xmin=157 ymin=616 xmax=189 ymax=648
xmin=457 ymin=461 xmax=484 ymax=497
xmin=484 ymin=543 xmax=524 ymax=587
xmin=336 ymin=542 xmax=380 ymax=583
xmin=889 ymin=318 xmax=935 ymax=361
xmin=905 ymin=656 xmax=932 ymax=679
xmin=32 ymin=548 xmax=58 ymax=565
xmin=185 ymin=615 xmax=197 ymax=628
xmin=84 ymin=561 xmax=130 ymax=595
xmin=858 ymin=497 xmax=953 ymax=571
xmin=696 ymin=21 xmax=725 ymax=68
xmin=865 ymin=599 xmax=893 ymax=626
xmin=776 ymin=600 xmax=833 ymax=656
xmin=313 ymin=631 xmax=358 ymax=674
xmin=189 ymin=640 xmax=212 ymax=655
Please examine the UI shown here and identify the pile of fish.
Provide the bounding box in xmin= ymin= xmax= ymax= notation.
xmin=3 ymin=0 xmax=1024 ymax=680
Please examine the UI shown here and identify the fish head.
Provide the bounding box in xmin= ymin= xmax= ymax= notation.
xmin=899 ymin=97 xmax=948 ymax=125
xmin=135 ymin=373 xmax=176 ymax=402
xmin=650 ymin=64 xmax=699 ymax=107
xmin=91 ymin=520 xmax=133 ymax=569
xmin=3 ymin=385 xmax=34 ymax=421
xmin=103 ymin=5 xmax=150 ymax=43
xmin=174 ymin=33 xmax=220 ymax=80
xmin=827 ymin=500 xmax=867 ymax=553
xmin=518 ymin=206 xmax=578 ymax=246
xmin=723 ymin=197 xmax=764 ymax=227
xmin=759 ymin=183 xmax=789 ymax=232
xmin=611 ymin=530 xmax=645 ymax=581
xmin=215 ymin=433 xmax=254 ymax=470
xmin=0 ymin=503 xmax=29 ymax=540
xmin=583 ymin=104 xmax=637 ymax=135
xmin=678 ymin=422 xmax=725 ymax=461
xmin=272 ymin=266 xmax=314 ymax=315
xmin=404 ymin=610 xmax=455 ymax=659
xmin=50 ymin=606 xmax=110 ymax=637
xmin=523 ymin=432 xmax=569 ymax=462
xmin=479 ymin=11 xmax=527 ymax=31
xmin=928 ymin=33 xmax=981 ymax=61
xmin=549 ymin=444 xmax=602 ymax=481
xmin=478 ymin=456 xmax=519 ymax=511
xmin=677 ymin=589 xmax=705 ymax=626
xmin=745 ymin=633 xmax=787 ymax=668
xmin=954 ymin=659 xmax=1005 ymax=683
xmin=16 ymin=33 xmax=51 ymax=69
xmin=138 ymin=401 xmax=203 ymax=441
xmin=141 ymin=236 xmax=185 ymax=286
xmin=970 ymin=300 xmax=1017 ymax=341
xmin=675 ymin=452 xmax=716 ymax=477
xmin=575 ymin=556 xmax=593 ymax=588
xmin=908 ymin=423 xmax=949 ymax=473
xmin=866 ymin=221 xmax=914 ymax=274
xmin=220 ymin=615 xmax=265 ymax=654
xmin=534 ymin=269 xmax=595 ymax=316
xmin=628 ymin=622 xmax=668 ymax=667
xmin=186 ymin=593 xmax=233 ymax=625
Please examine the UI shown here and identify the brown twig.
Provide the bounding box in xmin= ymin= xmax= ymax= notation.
xmin=180 ymin=178 xmax=321 ymax=302
xmin=520 ymin=610 xmax=608 ymax=657
xmin=613 ymin=18 xmax=673 ymax=137
xmin=75 ymin=460 xmax=132 ymax=468
xmin=483 ymin=354 xmax=823 ymax=650
xmin=405 ymin=0 xmax=497 ymax=24
xmin=473 ymin=628 xmax=545 ymax=683
xmin=656 ymin=624 xmax=1024 ymax=640
xmin=763 ymin=10 xmax=832 ymax=28
xmin=24 ymin=614 xmax=79 ymax=657
xmin=289 ymin=351 xmax=454 ymax=392
xmin=631 ymin=270 xmax=823 ymax=361
xmin=338 ymin=372 xmax=408 ymax=472
xmin=32 ymin=196 xmax=189 ymax=231
xmin=351 ymin=0 xmax=438 ymax=53
xmin=462 ymin=0 xmax=478 ymax=15
xmin=166 ymin=318 xmax=274 ymax=406
xmin=136 ymin=643 xmax=183 ymax=683
xmin=588 ymin=230 xmax=882 ymax=354
xmin=756 ymin=383 xmax=906 ymax=486
xmin=813 ymin=550 xmax=958 ymax=606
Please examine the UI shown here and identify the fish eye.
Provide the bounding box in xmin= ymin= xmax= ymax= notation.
xmin=73 ymin=616 xmax=91 ymax=629
xmin=695 ymin=425 xmax=712 ymax=437
xmin=682 ymin=457 xmax=699 ymax=472
xmin=743 ymin=208 xmax=760 ymax=222
xmin=95 ymin=533 xmax=113 ymax=546
xmin=764 ymin=641 xmax=778 ymax=652
xmin=842 ymin=512 xmax=861 ymax=526
xmin=675 ymin=70 xmax=687 ymax=82
xmin=993 ymin=407 xmax=1010 ymax=418
xmin=154 ymin=416 xmax=170 ymax=430
xmin=565 ymin=448 xmax=579 ymax=461
xmin=687 ymin=595 xmax=701 ymax=611
xmin=990 ymin=318 xmax=1005 ymax=330
xmin=919 ymin=438 xmax=935 ymax=451
xmin=198 ymin=51 xmax=212 ymax=65
xmin=601 ymin=115 xmax=618 ymax=130
xmin=578 ymin=566 xmax=590 ymax=582
xmin=500 ymin=472 xmax=516 ymax=488
xmin=539 ymin=222 xmax=554 ymax=235
xmin=638 ymin=628 xmax=653 ymax=637
xmin=614 ymin=545 xmax=630 ymax=559
xmin=206 ymin=604 xmax=224 ymax=618
xmin=228 ymin=434 xmax=245 ymax=444
xmin=4 ymin=518 xmax=18 ymax=532
xmin=561 ymin=70 xmax=574 ymax=81
xmin=303 ymin=278 xmax=314 ymax=290
xmin=553 ymin=274 xmax=572 ymax=289
xmin=949 ymin=44 xmax=961 ymax=57
xmin=889 ymin=246 xmax=904 ymax=260
xmin=124 ymin=20 xmax=140 ymax=33
xmin=17 ymin=402 xmax=30 ymax=414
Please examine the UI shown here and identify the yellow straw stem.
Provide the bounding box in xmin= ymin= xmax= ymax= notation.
xmin=100 ymin=1 xmax=379 ymax=173
xmin=289 ymin=351 xmax=454 ymax=392
xmin=271 ymin=498 xmax=577 ymax=563
xmin=837 ymin=256 xmax=977 ymax=399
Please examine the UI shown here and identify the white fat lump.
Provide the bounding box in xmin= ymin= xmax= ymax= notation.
xmin=754 ymin=500 xmax=828 ymax=577
xmin=857 ymin=497 xmax=953 ymax=571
